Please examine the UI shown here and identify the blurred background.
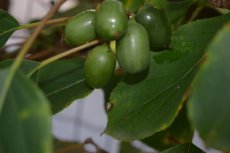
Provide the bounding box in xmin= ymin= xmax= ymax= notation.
xmin=0 ymin=0 xmax=224 ymax=152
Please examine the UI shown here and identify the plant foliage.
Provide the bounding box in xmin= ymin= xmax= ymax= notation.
xmin=0 ymin=1 xmax=230 ymax=153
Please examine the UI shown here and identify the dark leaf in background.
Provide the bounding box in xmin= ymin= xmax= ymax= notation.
xmin=188 ymin=23 xmax=230 ymax=152
xmin=0 ymin=9 xmax=19 ymax=49
xmin=105 ymin=13 xmax=230 ymax=141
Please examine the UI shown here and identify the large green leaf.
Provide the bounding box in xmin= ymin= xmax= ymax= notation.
xmin=0 ymin=71 xmax=52 ymax=153
xmin=142 ymin=107 xmax=192 ymax=151
xmin=36 ymin=58 xmax=92 ymax=114
xmin=188 ymin=23 xmax=230 ymax=152
xmin=0 ymin=9 xmax=19 ymax=48
xmin=105 ymin=13 xmax=230 ymax=141
xmin=161 ymin=143 xmax=204 ymax=153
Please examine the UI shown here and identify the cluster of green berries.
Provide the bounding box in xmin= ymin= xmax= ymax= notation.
xmin=65 ymin=0 xmax=171 ymax=89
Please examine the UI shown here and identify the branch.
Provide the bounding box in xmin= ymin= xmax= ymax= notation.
xmin=188 ymin=6 xmax=203 ymax=22
xmin=84 ymin=138 xmax=108 ymax=153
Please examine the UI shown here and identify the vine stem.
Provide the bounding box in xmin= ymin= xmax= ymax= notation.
xmin=27 ymin=40 xmax=102 ymax=77
xmin=0 ymin=0 xmax=68 ymax=112
xmin=0 ymin=16 xmax=72 ymax=38
xmin=188 ymin=6 xmax=203 ymax=22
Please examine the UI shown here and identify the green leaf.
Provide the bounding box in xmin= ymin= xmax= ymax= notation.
xmin=0 ymin=9 xmax=19 ymax=48
xmin=36 ymin=58 xmax=93 ymax=114
xmin=105 ymin=13 xmax=230 ymax=141
xmin=0 ymin=59 xmax=38 ymax=74
xmin=142 ymin=107 xmax=192 ymax=151
xmin=0 ymin=71 xmax=52 ymax=153
xmin=161 ymin=143 xmax=204 ymax=153
xmin=188 ymin=23 xmax=230 ymax=152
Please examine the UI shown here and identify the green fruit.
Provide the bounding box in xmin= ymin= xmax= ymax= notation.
xmin=116 ymin=20 xmax=150 ymax=74
xmin=136 ymin=4 xmax=171 ymax=51
xmin=84 ymin=44 xmax=116 ymax=88
xmin=95 ymin=0 xmax=128 ymax=40
xmin=65 ymin=10 xmax=96 ymax=46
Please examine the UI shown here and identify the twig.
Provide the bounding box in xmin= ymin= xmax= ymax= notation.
xmin=0 ymin=16 xmax=72 ymax=39
xmin=0 ymin=0 xmax=68 ymax=112
xmin=18 ymin=16 xmax=71 ymax=30
xmin=84 ymin=138 xmax=108 ymax=153
xmin=25 ymin=48 xmax=59 ymax=60
xmin=188 ymin=6 xmax=203 ymax=22
xmin=55 ymin=144 xmax=85 ymax=153
xmin=27 ymin=39 xmax=101 ymax=77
